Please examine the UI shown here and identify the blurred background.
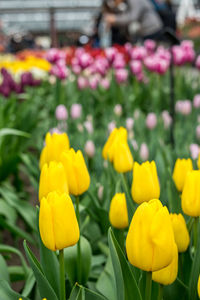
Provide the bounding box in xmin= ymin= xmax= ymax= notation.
xmin=0 ymin=0 xmax=200 ymax=52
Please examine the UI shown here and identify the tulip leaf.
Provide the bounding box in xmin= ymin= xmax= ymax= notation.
xmin=189 ymin=219 xmax=200 ymax=300
xmin=64 ymin=235 xmax=92 ymax=285
xmin=0 ymin=254 xmax=10 ymax=283
xmin=108 ymin=228 xmax=142 ymax=300
xmin=0 ymin=128 xmax=30 ymax=138
xmin=36 ymin=207 xmax=60 ymax=297
xmin=96 ymin=254 xmax=117 ymax=300
xmin=23 ymin=240 xmax=59 ymax=300
xmin=0 ymin=280 xmax=30 ymax=300
xmin=21 ymin=270 xmax=35 ymax=297
xmin=69 ymin=283 xmax=108 ymax=300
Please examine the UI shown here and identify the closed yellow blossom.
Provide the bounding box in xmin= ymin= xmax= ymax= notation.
xmin=60 ymin=148 xmax=90 ymax=196
xmin=39 ymin=192 xmax=79 ymax=251
xmin=126 ymin=199 xmax=175 ymax=272
xmin=170 ymin=213 xmax=190 ymax=252
xmin=109 ymin=193 xmax=128 ymax=229
xmin=39 ymin=161 xmax=68 ymax=201
xmin=172 ymin=158 xmax=193 ymax=192
xmin=131 ymin=161 xmax=160 ymax=204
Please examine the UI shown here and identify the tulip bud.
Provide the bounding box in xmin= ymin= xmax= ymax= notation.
xmin=131 ymin=161 xmax=160 ymax=204
xmin=102 ymin=127 xmax=127 ymax=161
xmin=109 ymin=193 xmax=128 ymax=229
xmin=39 ymin=161 xmax=68 ymax=201
xmin=39 ymin=132 xmax=70 ymax=169
xmin=172 ymin=158 xmax=193 ymax=192
xmin=60 ymin=148 xmax=90 ymax=196
xmin=113 ymin=141 xmax=133 ymax=173
xmin=152 ymin=243 xmax=178 ymax=285
xmin=170 ymin=213 xmax=190 ymax=252
xmin=126 ymin=199 xmax=175 ymax=272
xmin=39 ymin=192 xmax=79 ymax=251
xmin=181 ymin=170 xmax=200 ymax=217
xmin=198 ymin=276 xmax=200 ymax=298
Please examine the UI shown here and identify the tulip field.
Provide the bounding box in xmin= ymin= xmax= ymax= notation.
xmin=1 ymin=40 xmax=200 ymax=300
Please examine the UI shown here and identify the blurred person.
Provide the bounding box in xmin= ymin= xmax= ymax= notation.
xmin=104 ymin=0 xmax=163 ymax=41
xmin=150 ymin=0 xmax=176 ymax=31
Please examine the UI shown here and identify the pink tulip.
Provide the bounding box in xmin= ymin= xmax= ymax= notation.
xmin=193 ymin=94 xmax=200 ymax=108
xmin=130 ymin=60 xmax=142 ymax=75
xmin=140 ymin=143 xmax=149 ymax=161
xmin=70 ymin=103 xmax=82 ymax=119
xmin=108 ymin=121 xmax=116 ymax=133
xmin=189 ymin=143 xmax=200 ymax=160
xmin=161 ymin=110 xmax=172 ymax=129
xmin=77 ymin=76 xmax=88 ymax=89
xmin=84 ymin=140 xmax=95 ymax=158
xmin=146 ymin=113 xmax=157 ymax=130
xmin=115 ymin=69 xmax=128 ymax=83
xmin=114 ymin=104 xmax=122 ymax=116
xmin=126 ymin=118 xmax=134 ymax=131
xmin=100 ymin=78 xmax=110 ymax=90
xmin=196 ymin=125 xmax=200 ymax=140
xmin=55 ymin=105 xmax=68 ymax=121
xmin=84 ymin=120 xmax=93 ymax=134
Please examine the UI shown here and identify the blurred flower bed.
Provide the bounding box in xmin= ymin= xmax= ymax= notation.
xmin=0 ymin=40 xmax=200 ymax=300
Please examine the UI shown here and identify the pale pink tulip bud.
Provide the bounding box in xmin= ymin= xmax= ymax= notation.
xmin=114 ymin=104 xmax=122 ymax=116
xmin=77 ymin=123 xmax=84 ymax=132
xmin=193 ymin=94 xmax=200 ymax=108
xmin=162 ymin=110 xmax=172 ymax=129
xmin=84 ymin=120 xmax=93 ymax=134
xmin=140 ymin=143 xmax=149 ymax=161
xmin=77 ymin=76 xmax=88 ymax=89
xmin=189 ymin=143 xmax=200 ymax=160
xmin=146 ymin=113 xmax=157 ymax=130
xmin=134 ymin=109 xmax=140 ymax=120
xmin=131 ymin=139 xmax=138 ymax=151
xmin=108 ymin=121 xmax=116 ymax=133
xmin=71 ymin=104 xmax=82 ymax=119
xmin=126 ymin=118 xmax=134 ymax=131
xmin=84 ymin=140 xmax=95 ymax=158
xmin=100 ymin=78 xmax=110 ymax=90
xmin=97 ymin=185 xmax=104 ymax=200
xmin=55 ymin=105 xmax=68 ymax=121
xmin=115 ymin=69 xmax=128 ymax=83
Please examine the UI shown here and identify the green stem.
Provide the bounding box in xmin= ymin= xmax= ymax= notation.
xmin=114 ymin=228 xmax=124 ymax=251
xmin=157 ymin=284 xmax=163 ymax=300
xmin=120 ymin=173 xmax=135 ymax=224
xmin=76 ymin=196 xmax=82 ymax=283
xmin=59 ymin=249 xmax=66 ymax=300
xmin=193 ymin=217 xmax=199 ymax=250
xmin=145 ymin=272 xmax=152 ymax=300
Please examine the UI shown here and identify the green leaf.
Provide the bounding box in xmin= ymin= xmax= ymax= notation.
xmin=0 ymin=280 xmax=30 ymax=300
xmin=64 ymin=235 xmax=92 ymax=285
xmin=0 ymin=217 xmax=34 ymax=243
xmin=23 ymin=241 xmax=59 ymax=300
xmin=0 ymin=128 xmax=30 ymax=138
xmin=69 ymin=283 xmax=107 ymax=300
xmin=189 ymin=219 xmax=200 ymax=300
xmin=0 ymin=199 xmax=17 ymax=224
xmin=108 ymin=228 xmax=142 ymax=300
xmin=21 ymin=271 xmax=35 ymax=297
xmin=96 ymin=255 xmax=117 ymax=300
xmin=0 ymin=254 xmax=10 ymax=283
xmin=0 ymin=244 xmax=29 ymax=276
xmin=36 ymin=206 xmax=60 ymax=297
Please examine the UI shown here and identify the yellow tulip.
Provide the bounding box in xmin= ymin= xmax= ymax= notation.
xmin=198 ymin=275 xmax=200 ymax=298
xmin=181 ymin=170 xmax=200 ymax=217
xmin=39 ymin=192 xmax=79 ymax=251
xmin=60 ymin=148 xmax=90 ymax=196
xmin=109 ymin=193 xmax=128 ymax=229
xmin=102 ymin=127 xmax=127 ymax=162
xmin=131 ymin=161 xmax=160 ymax=204
xmin=39 ymin=161 xmax=68 ymax=201
xmin=39 ymin=132 xmax=70 ymax=169
xmin=172 ymin=158 xmax=193 ymax=192
xmin=170 ymin=213 xmax=190 ymax=252
xmin=152 ymin=243 xmax=178 ymax=285
xmin=113 ymin=141 xmax=133 ymax=173
xmin=126 ymin=199 xmax=175 ymax=272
